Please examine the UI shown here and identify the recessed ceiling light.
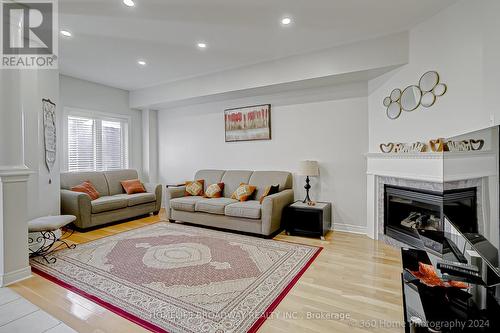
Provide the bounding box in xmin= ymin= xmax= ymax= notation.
xmin=281 ymin=17 xmax=292 ymax=25
xmin=137 ymin=59 xmax=147 ymax=66
xmin=123 ymin=0 xmax=135 ymax=7
xmin=197 ymin=42 xmax=207 ymax=49
xmin=60 ymin=30 xmax=72 ymax=37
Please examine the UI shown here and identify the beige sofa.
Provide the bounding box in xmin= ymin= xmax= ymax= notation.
xmin=166 ymin=170 xmax=294 ymax=237
xmin=60 ymin=169 xmax=162 ymax=230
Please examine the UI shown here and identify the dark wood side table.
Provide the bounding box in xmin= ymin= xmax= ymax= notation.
xmin=283 ymin=201 xmax=332 ymax=240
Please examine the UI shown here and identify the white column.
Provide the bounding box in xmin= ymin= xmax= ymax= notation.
xmin=0 ymin=70 xmax=32 ymax=286
xmin=142 ymin=109 xmax=150 ymax=183
xmin=149 ymin=110 xmax=158 ymax=184
xmin=0 ymin=171 xmax=31 ymax=286
xmin=142 ymin=109 xmax=158 ymax=184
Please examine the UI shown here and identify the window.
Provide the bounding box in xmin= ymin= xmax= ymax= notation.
xmin=66 ymin=113 xmax=129 ymax=172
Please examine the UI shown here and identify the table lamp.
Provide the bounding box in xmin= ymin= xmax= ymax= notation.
xmin=298 ymin=160 xmax=319 ymax=203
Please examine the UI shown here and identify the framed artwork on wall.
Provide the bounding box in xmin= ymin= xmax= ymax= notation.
xmin=224 ymin=104 xmax=271 ymax=142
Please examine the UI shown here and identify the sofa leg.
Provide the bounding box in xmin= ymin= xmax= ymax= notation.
xmin=153 ymin=211 xmax=159 ymax=216
xmin=168 ymin=219 xmax=176 ymax=223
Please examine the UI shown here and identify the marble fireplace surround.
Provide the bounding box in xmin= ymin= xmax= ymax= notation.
xmin=366 ymin=152 xmax=498 ymax=243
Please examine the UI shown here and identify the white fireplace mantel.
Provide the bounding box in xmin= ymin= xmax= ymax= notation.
xmin=366 ymin=151 xmax=497 ymax=182
xmin=365 ymin=151 xmax=498 ymax=239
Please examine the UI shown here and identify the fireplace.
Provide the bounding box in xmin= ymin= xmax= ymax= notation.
xmin=384 ymin=185 xmax=477 ymax=247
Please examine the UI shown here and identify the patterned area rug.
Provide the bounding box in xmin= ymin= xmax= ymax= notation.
xmin=31 ymin=222 xmax=321 ymax=333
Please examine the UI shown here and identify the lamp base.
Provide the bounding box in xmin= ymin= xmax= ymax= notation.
xmin=302 ymin=176 xmax=312 ymax=203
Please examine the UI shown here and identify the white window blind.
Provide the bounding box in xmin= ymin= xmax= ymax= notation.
xmin=67 ymin=115 xmax=128 ymax=172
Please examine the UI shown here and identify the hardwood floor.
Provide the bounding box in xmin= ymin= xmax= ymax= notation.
xmin=9 ymin=210 xmax=404 ymax=333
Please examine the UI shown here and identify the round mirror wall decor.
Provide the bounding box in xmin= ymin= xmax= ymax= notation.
xmin=390 ymin=88 xmax=402 ymax=102
xmin=386 ymin=102 xmax=401 ymax=120
xmin=382 ymin=71 xmax=447 ymax=119
xmin=434 ymin=83 xmax=447 ymax=96
xmin=383 ymin=96 xmax=391 ymax=107
xmin=421 ymin=92 xmax=436 ymax=108
xmin=419 ymin=71 xmax=439 ymax=92
xmin=401 ymin=85 xmax=422 ymax=111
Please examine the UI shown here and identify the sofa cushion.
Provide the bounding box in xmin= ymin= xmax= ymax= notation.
xmin=194 ymin=170 xmax=226 ymax=191
xmin=248 ymin=171 xmax=293 ymax=199
xmin=61 ymin=171 xmax=110 ymax=196
xmin=170 ymin=196 xmax=205 ymax=212
xmin=221 ymin=170 xmax=253 ymax=198
xmin=126 ymin=192 xmax=156 ymax=206
xmin=91 ymin=195 xmax=128 ymax=214
xmin=104 ymin=169 xmax=139 ymax=195
xmin=225 ymin=201 xmax=262 ymax=219
xmin=195 ymin=198 xmax=238 ymax=215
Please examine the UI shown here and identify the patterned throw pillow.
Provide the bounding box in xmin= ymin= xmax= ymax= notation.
xmin=120 ymin=179 xmax=146 ymax=194
xmin=231 ymin=183 xmax=256 ymax=202
xmin=204 ymin=183 xmax=224 ymax=198
xmin=185 ymin=180 xmax=204 ymax=196
xmin=259 ymin=184 xmax=280 ymax=203
xmin=71 ymin=180 xmax=100 ymax=200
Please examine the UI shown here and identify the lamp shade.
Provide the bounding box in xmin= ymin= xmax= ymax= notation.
xmin=298 ymin=160 xmax=319 ymax=176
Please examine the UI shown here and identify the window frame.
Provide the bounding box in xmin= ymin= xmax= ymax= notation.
xmin=63 ymin=107 xmax=131 ymax=172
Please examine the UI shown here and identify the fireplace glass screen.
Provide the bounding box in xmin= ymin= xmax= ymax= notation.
xmin=384 ymin=185 xmax=477 ymax=248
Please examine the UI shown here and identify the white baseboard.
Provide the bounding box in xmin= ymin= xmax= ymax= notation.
xmin=0 ymin=266 xmax=32 ymax=287
xmin=333 ymin=223 xmax=367 ymax=235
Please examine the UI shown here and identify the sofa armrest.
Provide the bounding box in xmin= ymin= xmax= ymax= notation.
xmin=60 ymin=189 xmax=91 ymax=229
xmin=165 ymin=186 xmax=186 ymax=219
xmin=261 ymin=189 xmax=294 ymax=236
xmin=144 ymin=183 xmax=163 ymax=213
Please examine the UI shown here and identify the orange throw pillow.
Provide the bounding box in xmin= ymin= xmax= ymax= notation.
xmin=231 ymin=183 xmax=256 ymax=202
xmin=71 ymin=180 xmax=100 ymax=200
xmin=204 ymin=183 xmax=224 ymax=198
xmin=185 ymin=180 xmax=204 ymax=196
xmin=121 ymin=179 xmax=146 ymax=194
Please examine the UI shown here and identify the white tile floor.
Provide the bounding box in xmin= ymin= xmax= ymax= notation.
xmin=0 ymin=287 xmax=76 ymax=333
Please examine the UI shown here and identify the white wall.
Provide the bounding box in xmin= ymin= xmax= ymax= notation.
xmin=483 ymin=0 xmax=500 ymax=119
xmin=59 ymin=75 xmax=143 ymax=177
xmin=0 ymin=71 xmax=25 ymax=168
xmin=23 ymin=70 xmax=60 ymax=220
xmin=367 ymin=0 xmax=500 ymax=244
xmin=158 ymin=92 xmax=368 ymax=232
xmin=368 ymin=0 xmax=500 ymax=151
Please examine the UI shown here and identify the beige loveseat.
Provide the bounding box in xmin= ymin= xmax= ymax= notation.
xmin=166 ymin=170 xmax=294 ymax=237
xmin=60 ymin=169 xmax=162 ymax=230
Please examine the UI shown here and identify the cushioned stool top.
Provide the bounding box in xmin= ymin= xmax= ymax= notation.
xmin=28 ymin=215 xmax=76 ymax=232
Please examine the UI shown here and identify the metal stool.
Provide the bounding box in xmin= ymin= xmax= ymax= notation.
xmin=28 ymin=215 xmax=77 ymax=264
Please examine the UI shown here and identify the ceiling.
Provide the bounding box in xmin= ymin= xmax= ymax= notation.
xmin=59 ymin=0 xmax=456 ymax=91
